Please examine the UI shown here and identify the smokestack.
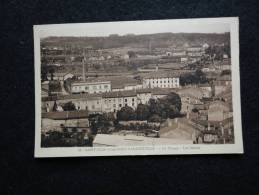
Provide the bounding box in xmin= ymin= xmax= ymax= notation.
xmin=82 ymin=50 xmax=86 ymax=81
xmin=82 ymin=58 xmax=85 ymax=81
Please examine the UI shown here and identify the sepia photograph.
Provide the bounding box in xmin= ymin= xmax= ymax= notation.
xmin=34 ymin=17 xmax=243 ymax=157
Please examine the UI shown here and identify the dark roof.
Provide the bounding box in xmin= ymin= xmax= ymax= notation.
xmin=42 ymin=110 xmax=89 ymax=120
xmin=136 ymin=88 xmax=152 ymax=94
xmin=102 ymin=90 xmax=137 ymax=98
xmin=42 ymin=93 xmax=102 ymax=102
xmin=151 ymin=88 xmax=172 ymax=95
xmin=142 ymin=71 xmax=180 ymax=79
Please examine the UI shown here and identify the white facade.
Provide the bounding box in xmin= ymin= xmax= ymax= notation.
xmin=71 ymin=81 xmax=111 ymax=94
xmin=102 ymin=95 xmax=138 ymax=113
xmin=137 ymin=92 xmax=152 ymax=104
xmin=143 ymin=77 xmax=180 ymax=89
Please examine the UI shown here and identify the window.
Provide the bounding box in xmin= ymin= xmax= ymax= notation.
xmin=132 ymin=98 xmax=134 ymax=102
xmin=97 ymin=101 xmax=99 ymax=104
xmin=124 ymin=99 xmax=127 ymax=102
xmin=113 ymin=104 xmax=116 ymax=108
xmin=92 ymin=105 xmax=95 ymax=109
xmin=85 ymin=86 xmax=88 ymax=90
xmin=132 ymin=103 xmax=135 ymax=106
xmin=104 ymin=85 xmax=108 ymax=89
xmin=125 ymin=103 xmax=128 ymax=107
xmin=119 ymin=104 xmax=122 ymax=107
xmin=160 ymin=81 xmax=162 ymax=83
xmin=164 ymin=81 xmax=166 ymax=83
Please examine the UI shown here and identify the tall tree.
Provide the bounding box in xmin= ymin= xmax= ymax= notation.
xmin=117 ymin=106 xmax=136 ymax=121
xmin=136 ymin=104 xmax=150 ymax=121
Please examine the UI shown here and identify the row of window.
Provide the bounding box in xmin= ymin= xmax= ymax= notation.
xmin=104 ymin=98 xmax=135 ymax=104
xmin=146 ymin=79 xmax=179 ymax=84
xmin=73 ymin=84 xmax=110 ymax=91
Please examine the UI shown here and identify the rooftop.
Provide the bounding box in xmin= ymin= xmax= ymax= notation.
xmin=42 ymin=110 xmax=89 ymax=120
xmin=142 ymin=71 xmax=181 ymax=79
xmin=93 ymin=134 xmax=193 ymax=146
xmin=42 ymin=93 xmax=102 ymax=102
xmin=102 ymin=90 xmax=137 ymax=98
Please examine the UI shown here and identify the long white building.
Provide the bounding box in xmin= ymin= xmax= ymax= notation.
xmin=142 ymin=72 xmax=180 ymax=89
xmin=71 ymin=80 xmax=111 ymax=94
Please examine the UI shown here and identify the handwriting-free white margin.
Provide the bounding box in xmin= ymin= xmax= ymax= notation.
xmin=34 ymin=17 xmax=243 ymax=158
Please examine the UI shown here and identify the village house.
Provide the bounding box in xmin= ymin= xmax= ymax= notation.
xmin=198 ymin=83 xmax=212 ymax=97
xmin=41 ymin=93 xmax=103 ymax=114
xmin=187 ymin=45 xmax=205 ymax=57
xmin=47 ymin=72 xmax=74 ymax=81
xmin=136 ymin=89 xmax=152 ymax=104
xmin=214 ymin=74 xmax=232 ymax=95
xmin=208 ymin=100 xmax=231 ymax=122
xmin=172 ymin=49 xmax=187 ymax=57
xmin=41 ymin=110 xmax=89 ymax=132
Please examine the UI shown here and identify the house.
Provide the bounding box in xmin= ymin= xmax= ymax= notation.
xmin=178 ymin=87 xmax=204 ymax=100
xmin=202 ymin=43 xmax=210 ymax=49
xmin=41 ymin=93 xmax=103 ymax=113
xmin=187 ymin=45 xmax=205 ymax=57
xmin=47 ymin=72 xmax=74 ymax=81
xmin=198 ymin=83 xmax=212 ymax=97
xmin=172 ymin=49 xmax=186 ymax=57
xmin=41 ymin=110 xmax=89 ymax=132
xmin=214 ymin=75 xmax=232 ymax=95
xmin=208 ymin=101 xmax=231 ymax=122
xmin=136 ymin=89 xmax=152 ymax=104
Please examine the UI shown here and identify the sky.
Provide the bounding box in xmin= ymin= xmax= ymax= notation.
xmin=36 ymin=18 xmax=232 ymax=38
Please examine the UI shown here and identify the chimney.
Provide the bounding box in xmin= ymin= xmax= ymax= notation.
xmin=82 ymin=51 xmax=86 ymax=81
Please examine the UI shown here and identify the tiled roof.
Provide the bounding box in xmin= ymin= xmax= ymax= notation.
xmin=42 ymin=110 xmax=89 ymax=120
xmin=142 ymin=71 xmax=180 ymax=79
xmin=42 ymin=93 xmax=102 ymax=101
xmin=102 ymin=90 xmax=137 ymax=98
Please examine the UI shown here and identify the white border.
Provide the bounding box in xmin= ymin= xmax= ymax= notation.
xmin=34 ymin=17 xmax=243 ymax=158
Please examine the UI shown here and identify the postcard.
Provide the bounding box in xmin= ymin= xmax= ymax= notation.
xmin=34 ymin=17 xmax=243 ymax=157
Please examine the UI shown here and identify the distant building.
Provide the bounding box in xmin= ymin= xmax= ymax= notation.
xmin=214 ymin=75 xmax=232 ymax=95
xmin=202 ymin=43 xmax=210 ymax=49
xmin=47 ymin=72 xmax=74 ymax=81
xmin=136 ymin=89 xmax=152 ymax=104
xmin=172 ymin=50 xmax=186 ymax=57
xmin=41 ymin=110 xmax=89 ymax=132
xmin=187 ymin=45 xmax=205 ymax=57
xmin=42 ymin=93 xmax=103 ymax=113
xmin=198 ymin=84 xmax=212 ymax=98
xmin=208 ymin=101 xmax=231 ymax=122
xmin=71 ymin=80 xmax=111 ymax=94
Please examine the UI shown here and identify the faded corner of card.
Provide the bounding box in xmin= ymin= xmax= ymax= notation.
xmin=34 ymin=17 xmax=243 ymax=158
